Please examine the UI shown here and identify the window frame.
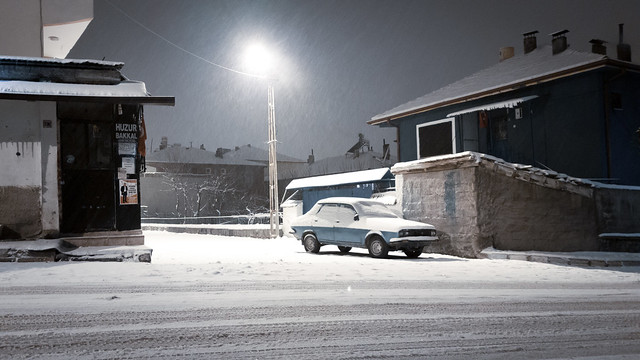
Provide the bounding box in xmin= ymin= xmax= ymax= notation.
xmin=416 ymin=117 xmax=457 ymax=159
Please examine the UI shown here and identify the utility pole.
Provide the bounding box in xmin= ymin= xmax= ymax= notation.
xmin=267 ymin=84 xmax=279 ymax=238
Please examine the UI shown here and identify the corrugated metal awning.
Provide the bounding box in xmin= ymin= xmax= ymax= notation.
xmin=446 ymin=95 xmax=538 ymax=117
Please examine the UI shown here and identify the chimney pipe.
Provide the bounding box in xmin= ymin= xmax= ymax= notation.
xmin=499 ymin=46 xmax=514 ymax=61
xmin=551 ymin=29 xmax=569 ymax=55
xmin=617 ymin=23 xmax=632 ymax=61
xmin=590 ymin=39 xmax=607 ymax=55
xmin=523 ymin=30 xmax=538 ymax=54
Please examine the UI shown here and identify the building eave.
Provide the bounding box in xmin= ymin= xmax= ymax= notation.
xmin=368 ymin=57 xmax=640 ymax=126
xmin=0 ymin=92 xmax=175 ymax=105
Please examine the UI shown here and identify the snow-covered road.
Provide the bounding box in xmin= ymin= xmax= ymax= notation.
xmin=1 ymin=231 xmax=639 ymax=359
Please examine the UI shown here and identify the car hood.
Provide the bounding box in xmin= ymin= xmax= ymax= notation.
xmin=361 ymin=217 xmax=435 ymax=232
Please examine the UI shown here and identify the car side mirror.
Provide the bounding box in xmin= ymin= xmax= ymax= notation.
xmin=354 ymin=214 xmax=359 ymax=221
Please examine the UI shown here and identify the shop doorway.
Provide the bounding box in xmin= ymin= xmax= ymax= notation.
xmin=59 ymin=120 xmax=116 ymax=233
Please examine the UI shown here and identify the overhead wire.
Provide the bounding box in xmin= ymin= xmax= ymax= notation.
xmin=104 ymin=0 xmax=263 ymax=79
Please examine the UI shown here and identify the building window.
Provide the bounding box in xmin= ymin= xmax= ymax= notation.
xmin=416 ymin=118 xmax=456 ymax=159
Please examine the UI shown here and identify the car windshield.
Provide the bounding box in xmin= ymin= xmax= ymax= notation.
xmin=356 ymin=201 xmax=398 ymax=218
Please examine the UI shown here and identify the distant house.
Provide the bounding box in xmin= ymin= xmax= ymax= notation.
xmin=369 ymin=28 xmax=640 ymax=186
xmin=142 ymin=143 xmax=305 ymax=217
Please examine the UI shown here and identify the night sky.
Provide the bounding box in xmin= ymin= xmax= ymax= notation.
xmin=69 ymin=0 xmax=640 ymax=160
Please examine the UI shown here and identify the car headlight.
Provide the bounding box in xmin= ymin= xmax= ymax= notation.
xmin=399 ymin=229 xmax=437 ymax=237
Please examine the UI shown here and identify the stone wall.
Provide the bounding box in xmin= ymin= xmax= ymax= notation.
xmin=392 ymin=152 xmax=637 ymax=258
xmin=0 ymin=186 xmax=41 ymax=238
xmin=595 ymin=187 xmax=640 ymax=252
xmin=476 ymin=165 xmax=598 ymax=252
xmin=398 ymin=164 xmax=482 ymax=257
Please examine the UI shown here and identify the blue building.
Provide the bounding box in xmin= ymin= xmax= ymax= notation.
xmin=282 ymin=168 xmax=395 ymax=214
xmin=369 ymin=29 xmax=640 ymax=186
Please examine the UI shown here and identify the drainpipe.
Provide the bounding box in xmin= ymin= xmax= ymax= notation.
xmin=386 ymin=119 xmax=401 ymax=161
xmin=603 ymin=68 xmax=626 ymax=179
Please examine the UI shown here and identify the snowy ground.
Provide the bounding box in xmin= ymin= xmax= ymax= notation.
xmin=1 ymin=230 xmax=639 ymax=359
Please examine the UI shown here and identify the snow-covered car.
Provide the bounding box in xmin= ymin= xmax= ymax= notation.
xmin=289 ymin=197 xmax=438 ymax=258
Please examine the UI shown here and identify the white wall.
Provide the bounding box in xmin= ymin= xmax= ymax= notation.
xmin=0 ymin=100 xmax=59 ymax=237
xmin=0 ymin=100 xmax=42 ymax=187
xmin=39 ymin=102 xmax=59 ymax=232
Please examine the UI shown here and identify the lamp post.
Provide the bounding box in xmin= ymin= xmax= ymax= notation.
xmin=267 ymin=84 xmax=279 ymax=238
xmin=246 ymin=44 xmax=279 ymax=238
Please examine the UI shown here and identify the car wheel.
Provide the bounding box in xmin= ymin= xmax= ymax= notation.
xmin=338 ymin=246 xmax=352 ymax=253
xmin=403 ymin=248 xmax=423 ymax=258
xmin=367 ymin=236 xmax=389 ymax=258
xmin=303 ymin=233 xmax=320 ymax=253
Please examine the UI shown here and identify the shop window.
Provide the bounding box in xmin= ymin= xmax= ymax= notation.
xmin=416 ymin=118 xmax=456 ymax=158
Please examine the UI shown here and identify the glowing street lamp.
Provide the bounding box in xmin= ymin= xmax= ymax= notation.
xmin=245 ymin=43 xmax=279 ymax=238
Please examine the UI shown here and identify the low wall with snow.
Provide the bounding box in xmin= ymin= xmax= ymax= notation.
xmin=392 ymin=152 xmax=639 ymax=258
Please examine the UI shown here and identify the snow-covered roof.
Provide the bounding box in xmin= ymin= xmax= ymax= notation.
xmin=446 ymin=95 xmax=538 ymax=117
xmin=221 ymin=145 xmax=305 ymax=164
xmin=285 ymin=167 xmax=392 ymax=190
xmin=0 ymin=56 xmax=174 ymax=105
xmin=279 ymin=151 xmax=397 ymax=181
xmin=146 ymin=146 xmax=260 ymax=167
xmin=146 ymin=144 xmax=304 ymax=167
xmin=0 ymin=55 xmax=124 ymax=68
xmin=370 ymin=46 xmax=625 ymax=124
xmin=0 ymin=80 xmax=149 ymax=97
xmin=392 ymin=151 xmax=640 ymax=192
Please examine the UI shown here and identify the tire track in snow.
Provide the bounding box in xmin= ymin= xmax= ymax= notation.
xmin=2 ymin=300 xmax=640 ymax=359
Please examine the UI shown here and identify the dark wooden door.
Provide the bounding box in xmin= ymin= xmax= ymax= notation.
xmin=60 ymin=121 xmax=116 ymax=233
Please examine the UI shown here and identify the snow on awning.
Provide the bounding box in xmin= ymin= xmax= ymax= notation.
xmin=446 ymin=95 xmax=538 ymax=117
xmin=286 ymin=168 xmax=392 ymax=190
xmin=0 ymin=80 xmax=175 ymax=105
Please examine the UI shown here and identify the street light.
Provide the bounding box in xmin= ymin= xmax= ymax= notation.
xmin=245 ymin=43 xmax=279 ymax=238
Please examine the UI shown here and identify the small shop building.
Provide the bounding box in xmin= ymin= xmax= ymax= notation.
xmin=0 ymin=56 xmax=174 ymax=246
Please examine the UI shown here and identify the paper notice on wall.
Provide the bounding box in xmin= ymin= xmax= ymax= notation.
xmin=122 ymin=157 xmax=136 ymax=174
xmin=118 ymin=142 xmax=137 ymax=156
xmin=119 ymin=179 xmax=138 ymax=205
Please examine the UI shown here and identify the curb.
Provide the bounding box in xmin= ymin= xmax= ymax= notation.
xmin=481 ymin=248 xmax=640 ymax=267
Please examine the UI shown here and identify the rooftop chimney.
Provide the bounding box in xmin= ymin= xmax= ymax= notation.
xmin=523 ymin=30 xmax=538 ymax=54
xmin=617 ymin=23 xmax=632 ymax=61
xmin=499 ymin=46 xmax=515 ymax=61
xmin=590 ymin=39 xmax=607 ymax=55
xmin=551 ymin=29 xmax=569 ymax=55
xmin=307 ymin=149 xmax=315 ymax=164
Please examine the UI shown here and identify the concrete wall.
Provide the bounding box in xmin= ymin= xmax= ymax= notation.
xmin=0 ymin=100 xmax=58 ymax=239
xmin=397 ymin=163 xmax=482 ymax=257
xmin=595 ymin=187 xmax=640 ymax=252
xmin=476 ymin=165 xmax=598 ymax=252
xmin=392 ymin=152 xmax=627 ymax=258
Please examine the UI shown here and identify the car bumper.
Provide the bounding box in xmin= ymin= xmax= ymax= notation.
xmin=388 ymin=236 xmax=438 ymax=250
